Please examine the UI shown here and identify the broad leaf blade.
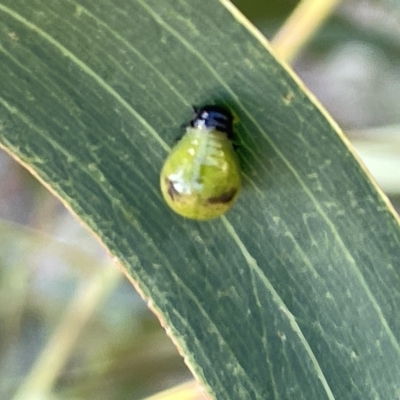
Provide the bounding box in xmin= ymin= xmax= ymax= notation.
xmin=0 ymin=1 xmax=399 ymax=399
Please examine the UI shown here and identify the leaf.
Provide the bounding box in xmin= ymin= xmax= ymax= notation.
xmin=0 ymin=1 xmax=400 ymax=399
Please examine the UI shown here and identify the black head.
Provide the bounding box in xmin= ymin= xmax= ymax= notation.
xmin=190 ymin=105 xmax=234 ymax=139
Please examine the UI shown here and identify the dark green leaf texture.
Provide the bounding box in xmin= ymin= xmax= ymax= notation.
xmin=1 ymin=1 xmax=400 ymax=399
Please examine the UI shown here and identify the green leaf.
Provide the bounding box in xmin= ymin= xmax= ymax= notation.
xmin=1 ymin=1 xmax=399 ymax=399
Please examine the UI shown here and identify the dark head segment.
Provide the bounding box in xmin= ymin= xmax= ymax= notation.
xmin=190 ymin=105 xmax=234 ymax=139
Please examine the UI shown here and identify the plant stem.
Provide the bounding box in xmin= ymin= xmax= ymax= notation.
xmin=12 ymin=264 xmax=121 ymax=400
xmin=272 ymin=0 xmax=343 ymax=62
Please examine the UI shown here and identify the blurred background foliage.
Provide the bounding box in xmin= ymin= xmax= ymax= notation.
xmin=0 ymin=0 xmax=399 ymax=399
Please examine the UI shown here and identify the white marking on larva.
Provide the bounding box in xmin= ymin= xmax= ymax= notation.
xmin=168 ymin=130 xmax=229 ymax=196
xmin=169 ymin=169 xmax=203 ymax=194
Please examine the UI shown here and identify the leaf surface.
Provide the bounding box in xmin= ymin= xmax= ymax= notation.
xmin=0 ymin=1 xmax=399 ymax=398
